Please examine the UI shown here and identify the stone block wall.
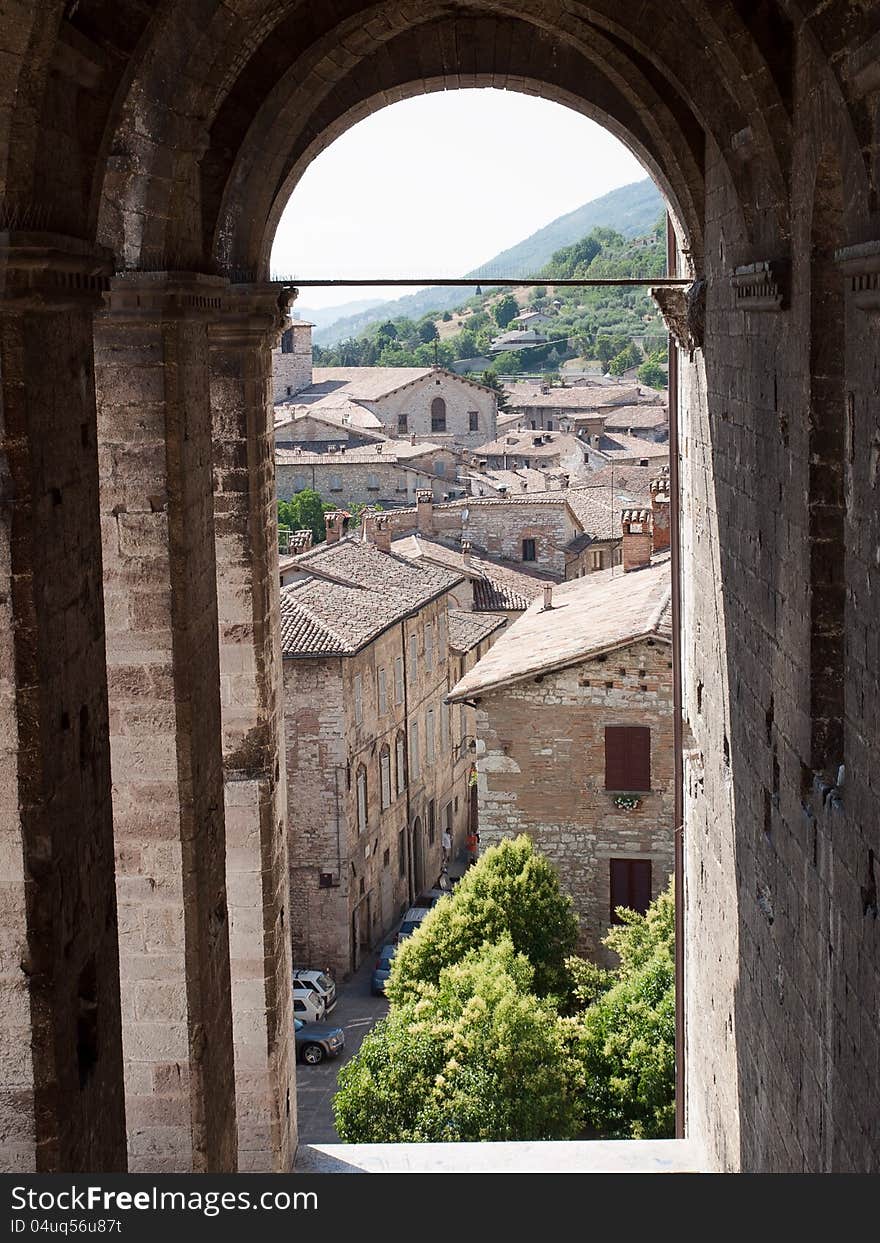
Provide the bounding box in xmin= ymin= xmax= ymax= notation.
xmin=463 ymin=503 xmax=577 ymax=575
xmin=474 ymin=638 xmax=674 ymax=961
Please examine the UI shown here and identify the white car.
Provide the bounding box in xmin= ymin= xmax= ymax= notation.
xmin=292 ymin=986 xmax=325 ymax=1024
xmin=293 ymin=968 xmax=337 ymax=1012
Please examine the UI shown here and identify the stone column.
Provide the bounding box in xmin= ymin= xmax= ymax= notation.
xmin=208 ymin=284 xmax=296 ymax=1171
xmin=95 ymin=273 xmax=236 ymax=1173
xmin=0 ymin=234 xmax=126 ymax=1171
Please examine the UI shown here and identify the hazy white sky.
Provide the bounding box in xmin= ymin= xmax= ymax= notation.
xmin=271 ymin=89 xmax=645 ymax=310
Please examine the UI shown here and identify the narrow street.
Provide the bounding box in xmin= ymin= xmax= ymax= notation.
xmin=295 ymin=955 xmax=389 ymax=1144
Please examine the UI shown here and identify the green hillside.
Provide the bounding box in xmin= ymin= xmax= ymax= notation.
xmin=312 ymin=214 xmax=668 ymax=384
xmin=312 ymin=178 xmax=664 ymax=345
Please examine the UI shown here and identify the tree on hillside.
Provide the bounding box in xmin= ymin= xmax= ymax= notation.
xmin=569 ymin=881 xmax=675 ymax=1139
xmin=637 ymin=351 xmax=668 ymax=389
xmin=595 ymin=333 xmax=628 ymax=368
xmin=418 ymin=318 xmax=439 ymax=343
xmin=479 ymin=370 xmax=511 ymax=413
xmin=609 ymin=342 xmax=643 ymax=376
xmin=493 ymin=294 xmax=518 ymax=329
xmin=333 ymin=938 xmax=579 ymax=1143
xmin=441 ymin=310 xmax=452 ymax=321
xmin=489 ymin=350 xmax=524 ymax=375
xmin=376 ymin=320 xmax=399 ymax=343
xmin=386 ymin=834 xmax=579 ymax=1004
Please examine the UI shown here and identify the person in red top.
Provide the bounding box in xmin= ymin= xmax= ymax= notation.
xmin=465 ymin=830 xmax=479 ymax=867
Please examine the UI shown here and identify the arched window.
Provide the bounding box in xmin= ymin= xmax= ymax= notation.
xmin=379 ymin=745 xmax=392 ymax=810
xmin=356 ymin=765 xmax=368 ymax=834
xmin=431 ymin=397 xmax=447 ymax=433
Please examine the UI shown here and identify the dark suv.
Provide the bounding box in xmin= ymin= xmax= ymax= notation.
xmin=294 ymin=1017 xmax=345 ymax=1065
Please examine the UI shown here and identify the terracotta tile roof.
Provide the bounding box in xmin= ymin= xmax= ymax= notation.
xmin=596 ymin=433 xmax=668 ymax=461
xmin=276 ymin=442 xmax=446 ymax=466
xmin=392 ymin=534 xmax=554 ymax=613
xmin=447 ymin=610 xmax=507 ymax=653
xmin=279 ymin=538 xmax=462 ymax=657
xmin=448 ymin=555 xmax=672 ymax=699
xmin=474 ymin=430 xmax=585 ymax=459
xmin=603 ymin=404 xmax=668 ymax=431
xmin=309 ymin=366 xmax=495 ymax=402
xmin=580 ymin=463 xmax=657 ymax=504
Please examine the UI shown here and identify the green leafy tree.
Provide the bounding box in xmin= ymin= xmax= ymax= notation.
xmin=479 ymin=369 xmax=511 ymax=413
xmin=493 ymin=294 xmax=518 ymax=329
xmin=334 ymin=938 xmax=579 ymax=1142
xmin=609 ymin=342 xmax=644 ymax=376
xmin=570 ymin=881 xmax=675 ymax=1139
xmin=387 ymin=835 xmax=578 ymax=1003
xmin=418 ymin=318 xmax=439 ymax=343
xmin=441 ymin=310 xmax=452 ymax=322
xmin=276 ymin=488 xmax=333 ymax=545
xmin=489 ymin=350 xmax=524 ymax=374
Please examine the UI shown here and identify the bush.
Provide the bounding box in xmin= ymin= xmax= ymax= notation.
xmin=386 ymin=835 xmax=579 ymax=1004
xmin=570 ymin=881 xmax=676 ymax=1138
xmin=334 ymin=938 xmax=579 ymax=1142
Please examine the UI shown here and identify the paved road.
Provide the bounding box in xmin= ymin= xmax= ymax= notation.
xmin=296 ymin=955 xmax=389 ymax=1144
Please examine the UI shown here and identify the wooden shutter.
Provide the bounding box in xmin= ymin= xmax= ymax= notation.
xmin=604 ymin=725 xmax=651 ymax=791
xmin=610 ymin=858 xmax=653 ymax=922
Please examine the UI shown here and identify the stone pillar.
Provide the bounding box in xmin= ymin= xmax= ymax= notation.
xmin=95 ymin=273 xmax=236 ymax=1173
xmin=208 ymin=284 xmax=296 ymax=1172
xmin=0 ymin=235 xmax=126 ymax=1171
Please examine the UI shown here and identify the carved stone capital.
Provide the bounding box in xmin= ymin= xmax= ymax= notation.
xmin=731 ymin=259 xmax=789 ymax=311
xmin=0 ymin=232 xmax=112 ymax=312
xmin=651 ymin=279 xmax=705 ymax=354
xmin=835 ymin=240 xmax=880 ymax=313
xmin=102 ymin=270 xmax=227 ymax=321
xmin=209 ymin=282 xmax=298 ymax=348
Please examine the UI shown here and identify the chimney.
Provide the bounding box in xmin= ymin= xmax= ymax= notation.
xmin=621 ymin=508 xmax=653 ymax=572
xmin=650 ymin=474 xmax=671 ymax=553
xmin=416 ymin=488 xmax=433 ymax=535
xmin=542 ymin=584 xmax=554 ymax=610
xmin=292 ymin=528 xmax=313 ymax=554
xmin=462 ymin=540 xmax=471 ymax=566
xmin=410 ymin=431 xmax=416 ymax=445
xmin=324 ymin=510 xmax=345 ymax=544
xmin=369 ymin=513 xmax=391 ymax=553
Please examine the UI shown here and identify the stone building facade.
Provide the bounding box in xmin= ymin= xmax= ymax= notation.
xmin=449 ymin=548 xmax=673 ymax=961
xmin=2 ymin=0 xmax=879 ymax=1178
xmin=273 ymin=319 xmax=315 ymax=401
xmin=280 ymin=529 xmax=472 ymax=977
xmin=276 ymin=443 xmax=466 ymax=507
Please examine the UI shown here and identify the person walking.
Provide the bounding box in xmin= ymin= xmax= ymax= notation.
xmin=465 ymin=829 xmax=479 ymax=867
xmin=441 ymin=827 xmax=452 ymax=863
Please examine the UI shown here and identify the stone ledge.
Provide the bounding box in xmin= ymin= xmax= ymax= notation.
xmin=731 ymin=260 xmax=789 ymax=311
xmin=835 ymin=240 xmax=880 ymax=312
xmin=295 ymin=1138 xmax=704 ymax=1174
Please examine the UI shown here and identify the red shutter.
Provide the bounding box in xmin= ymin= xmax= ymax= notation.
xmin=604 ymin=725 xmax=651 ymax=791
xmin=610 ymin=858 xmax=653 ymax=922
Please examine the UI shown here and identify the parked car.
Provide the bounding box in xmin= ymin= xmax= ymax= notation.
xmin=294 ymin=1017 xmax=345 ymax=1065
xmin=371 ymin=943 xmax=397 ymax=996
xmin=415 ymin=889 xmax=446 ymax=909
xmin=292 ymin=985 xmax=325 ymax=1024
xmin=395 ymin=906 xmax=431 ymax=941
xmin=293 ymin=968 xmax=337 ymax=1012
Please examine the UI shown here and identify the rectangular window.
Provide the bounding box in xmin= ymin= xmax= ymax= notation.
xmin=396 ymin=734 xmax=407 ymax=796
xmin=434 ymin=460 xmax=446 ymax=476
xmin=522 ymin=538 xmax=536 ymax=562
xmin=604 ymin=725 xmax=651 ymax=792
xmin=469 ymin=411 xmax=479 ymax=432
xmin=356 ymin=768 xmax=367 ymax=834
xmin=440 ymin=698 xmax=449 ymax=747
xmin=409 ymin=720 xmax=420 ymax=780
xmin=408 ymin=632 xmax=418 ymax=681
xmin=398 ymin=829 xmax=406 ymax=877
xmin=367 ymin=473 xmax=380 ymax=490
xmin=330 ymin=474 xmax=342 ymax=492
xmin=438 ymin=611 xmax=447 ymax=656
xmin=428 ymin=798 xmax=436 ymax=845
xmin=377 ymin=667 xmax=387 ymax=715
xmin=443 ymin=801 xmax=453 ymax=833
xmin=426 ymin=707 xmax=435 ymax=765
xmin=394 ymin=656 xmax=404 ymax=704
xmin=591 ymin=549 xmax=603 ymax=570
xmin=354 ymin=673 xmax=363 ymax=725
xmin=424 ymin=623 xmax=434 ymax=672
xmin=398 ymin=412 xmax=408 ymax=433
xmin=380 ymin=750 xmax=391 ymax=810
xmin=610 ymin=858 xmax=653 ymax=923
